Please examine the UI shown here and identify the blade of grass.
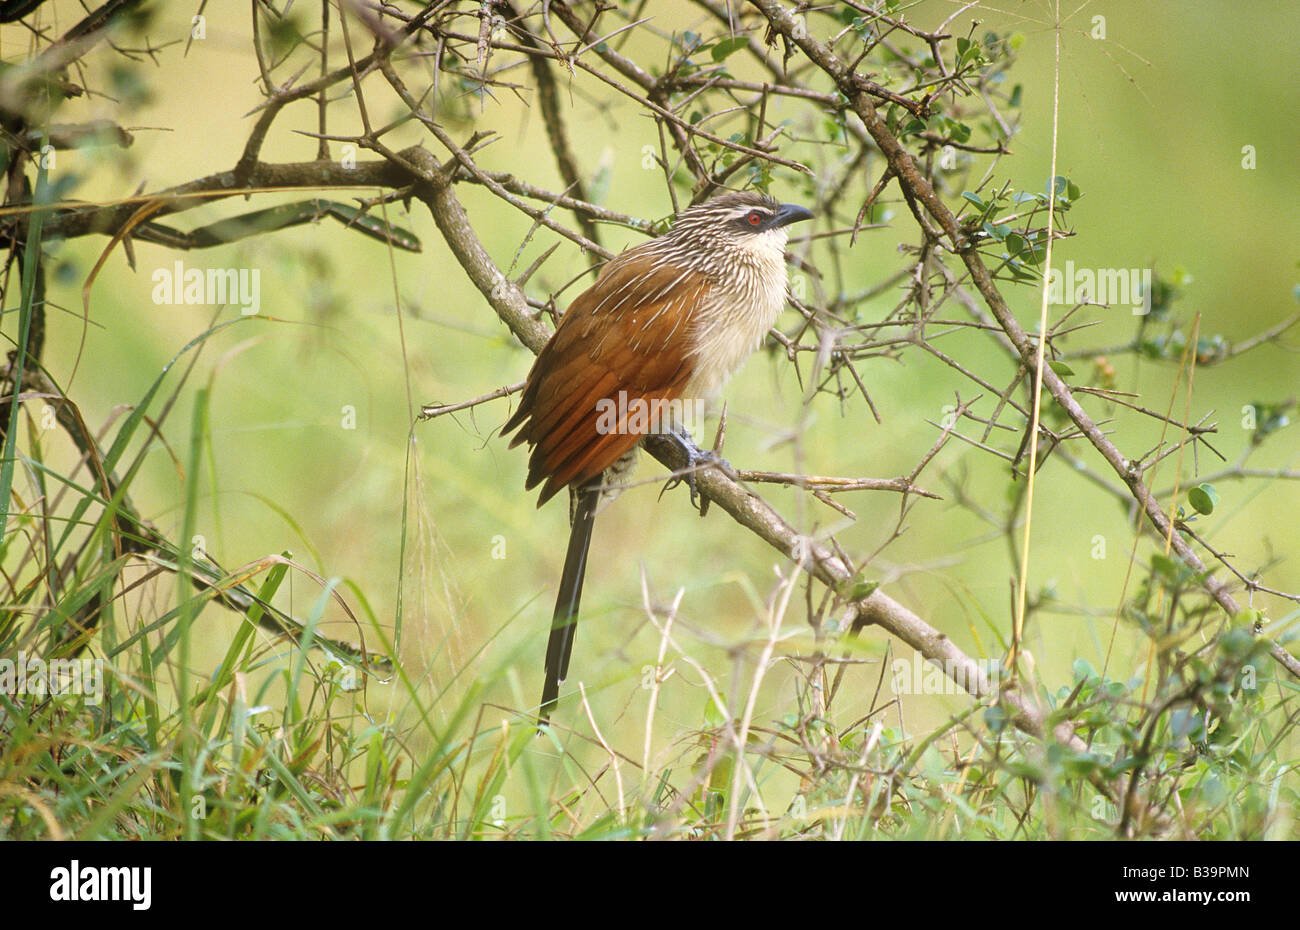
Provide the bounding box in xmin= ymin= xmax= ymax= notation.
xmin=176 ymin=386 xmax=210 ymax=841
xmin=0 ymin=162 xmax=49 ymax=544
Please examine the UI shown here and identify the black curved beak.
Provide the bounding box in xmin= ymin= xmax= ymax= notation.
xmin=771 ymin=202 xmax=815 ymax=230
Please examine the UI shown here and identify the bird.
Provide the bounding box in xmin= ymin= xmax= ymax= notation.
xmin=501 ymin=190 xmax=814 ymax=724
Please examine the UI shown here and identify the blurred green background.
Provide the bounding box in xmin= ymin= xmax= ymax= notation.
xmin=20 ymin=0 xmax=1299 ymax=765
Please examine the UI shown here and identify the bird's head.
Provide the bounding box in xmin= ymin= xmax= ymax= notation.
xmin=667 ymin=191 xmax=814 ymax=263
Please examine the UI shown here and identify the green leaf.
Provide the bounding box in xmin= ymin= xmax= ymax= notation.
xmin=1235 ymin=607 xmax=1264 ymax=633
xmin=1151 ymin=553 xmax=1180 ymax=580
xmin=962 ymin=191 xmax=986 ymax=209
xmin=843 ymin=579 xmax=879 ymax=601
xmin=1047 ymin=360 xmax=1075 ymax=376
xmin=1188 ymin=483 xmax=1219 ymax=515
xmin=703 ymin=694 xmax=727 ymax=728
xmin=711 ymin=36 xmax=750 ymax=61
xmin=982 ymin=221 xmax=1010 ymax=241
xmin=1061 ymin=750 xmax=1102 ymax=776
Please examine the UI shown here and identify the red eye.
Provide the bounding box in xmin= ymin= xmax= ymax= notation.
xmin=747 ymin=211 xmax=763 ymax=226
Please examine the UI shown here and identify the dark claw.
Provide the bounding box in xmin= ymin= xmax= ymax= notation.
xmin=660 ymin=429 xmax=730 ymax=516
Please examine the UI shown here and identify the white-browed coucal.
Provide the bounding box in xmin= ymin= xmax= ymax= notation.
xmin=502 ymin=190 xmax=813 ymax=723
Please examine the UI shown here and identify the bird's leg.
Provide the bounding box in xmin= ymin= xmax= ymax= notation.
xmin=661 ymin=426 xmax=730 ymax=516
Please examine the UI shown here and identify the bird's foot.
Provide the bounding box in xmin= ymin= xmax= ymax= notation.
xmin=661 ymin=429 xmax=730 ymax=516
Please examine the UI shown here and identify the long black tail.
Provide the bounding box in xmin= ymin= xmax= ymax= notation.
xmin=538 ymin=482 xmax=600 ymax=725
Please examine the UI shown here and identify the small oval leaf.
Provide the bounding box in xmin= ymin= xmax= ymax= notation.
xmin=1188 ymin=483 xmax=1218 ymax=515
